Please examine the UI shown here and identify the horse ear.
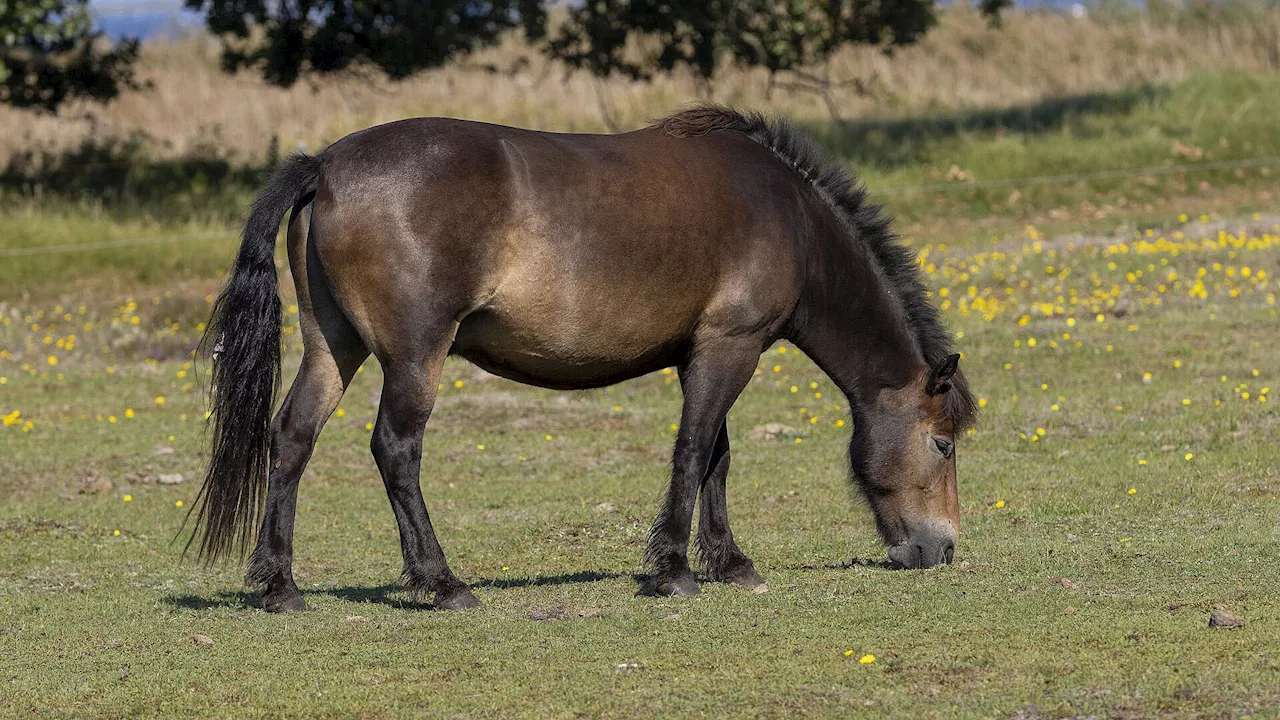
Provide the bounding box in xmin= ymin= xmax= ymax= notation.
xmin=926 ymin=353 xmax=961 ymax=395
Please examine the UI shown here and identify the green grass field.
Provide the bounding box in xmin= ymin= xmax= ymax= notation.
xmin=3 ymin=211 xmax=1276 ymax=717
xmin=2 ymin=71 xmax=1279 ymax=718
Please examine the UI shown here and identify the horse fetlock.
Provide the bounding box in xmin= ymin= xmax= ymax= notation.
xmin=252 ymin=558 xmax=305 ymax=613
xmin=695 ymin=537 xmax=765 ymax=587
xmin=402 ymin=568 xmax=479 ymax=609
xmin=695 ymin=534 xmax=735 ymax=567
xmin=245 ymin=550 xmax=291 ymax=588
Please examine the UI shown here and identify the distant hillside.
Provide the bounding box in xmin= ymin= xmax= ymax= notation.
xmin=92 ymin=0 xmax=204 ymax=40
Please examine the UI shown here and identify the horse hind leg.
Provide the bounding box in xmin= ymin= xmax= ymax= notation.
xmin=695 ymin=422 xmax=765 ymax=588
xmin=247 ymin=344 xmax=364 ymax=611
xmin=247 ymin=207 xmax=370 ymax=612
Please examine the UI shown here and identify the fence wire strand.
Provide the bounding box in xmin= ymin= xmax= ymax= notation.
xmin=0 ymin=230 xmax=235 ymax=258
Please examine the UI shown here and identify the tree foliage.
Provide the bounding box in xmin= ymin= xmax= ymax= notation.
xmin=190 ymin=0 xmax=1007 ymax=89
xmin=549 ymin=0 xmax=969 ymax=81
xmin=0 ymin=0 xmax=139 ymax=111
xmin=184 ymin=0 xmax=546 ymax=87
xmin=549 ymin=0 xmax=1009 ymax=121
xmin=2 ymin=0 xmax=1009 ymax=112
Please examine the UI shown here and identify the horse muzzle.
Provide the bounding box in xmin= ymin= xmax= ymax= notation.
xmin=886 ymin=521 xmax=957 ymax=569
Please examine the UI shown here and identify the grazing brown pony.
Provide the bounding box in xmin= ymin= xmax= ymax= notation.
xmin=190 ymin=106 xmax=977 ymax=612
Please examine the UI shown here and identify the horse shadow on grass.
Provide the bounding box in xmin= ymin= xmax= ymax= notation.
xmin=164 ymin=569 xmax=623 ymax=612
xmin=786 ymin=557 xmax=900 ymax=572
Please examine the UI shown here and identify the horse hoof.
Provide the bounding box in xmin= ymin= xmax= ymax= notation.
xmin=723 ymin=565 xmax=767 ymax=589
xmin=436 ymin=589 xmax=482 ymax=610
xmin=655 ymin=576 xmax=701 ymax=597
xmin=262 ymin=592 xmax=308 ymax=613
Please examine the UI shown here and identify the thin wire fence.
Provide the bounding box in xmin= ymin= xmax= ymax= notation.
xmin=0 ymin=230 xmax=234 ymax=258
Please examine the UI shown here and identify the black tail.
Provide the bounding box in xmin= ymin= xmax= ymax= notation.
xmin=186 ymin=153 xmax=322 ymax=564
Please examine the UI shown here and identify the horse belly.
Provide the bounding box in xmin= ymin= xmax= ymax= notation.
xmin=450 ymin=298 xmax=691 ymax=386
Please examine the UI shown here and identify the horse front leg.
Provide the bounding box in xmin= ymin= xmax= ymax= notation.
xmin=695 ymin=422 xmax=766 ymax=588
xmin=371 ymin=351 xmax=480 ymax=611
xmin=645 ymin=339 xmax=761 ymax=596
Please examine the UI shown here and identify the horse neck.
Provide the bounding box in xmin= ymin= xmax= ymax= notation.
xmin=789 ymin=221 xmax=925 ymax=412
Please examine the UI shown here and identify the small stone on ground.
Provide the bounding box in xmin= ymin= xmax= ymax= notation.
xmin=1208 ymin=605 xmax=1244 ymax=628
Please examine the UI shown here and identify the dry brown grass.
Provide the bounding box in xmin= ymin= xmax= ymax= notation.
xmin=4 ymin=7 xmax=1280 ymax=168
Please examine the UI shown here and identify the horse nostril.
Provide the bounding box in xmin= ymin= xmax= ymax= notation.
xmin=943 ymin=543 xmax=955 ymax=564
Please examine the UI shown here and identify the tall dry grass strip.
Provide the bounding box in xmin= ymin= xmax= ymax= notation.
xmin=4 ymin=7 xmax=1280 ymax=168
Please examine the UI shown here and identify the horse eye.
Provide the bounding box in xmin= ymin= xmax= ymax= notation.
xmin=931 ymin=436 xmax=954 ymax=459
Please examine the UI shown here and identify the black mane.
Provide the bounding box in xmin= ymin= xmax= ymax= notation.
xmin=658 ymin=105 xmax=977 ymax=430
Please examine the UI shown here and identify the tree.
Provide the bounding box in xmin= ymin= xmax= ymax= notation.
xmin=188 ymin=0 xmax=1007 ymax=120
xmin=185 ymin=0 xmax=546 ymax=87
xmin=0 ymin=0 xmax=139 ymax=111
xmin=549 ymin=0 xmax=1011 ymax=118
